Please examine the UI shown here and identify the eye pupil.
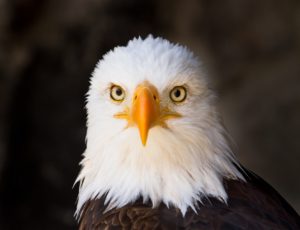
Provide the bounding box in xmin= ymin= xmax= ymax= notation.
xmin=116 ymin=88 xmax=122 ymax=96
xmin=174 ymin=89 xmax=181 ymax=98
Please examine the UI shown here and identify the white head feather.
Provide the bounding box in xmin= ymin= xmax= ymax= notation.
xmin=75 ymin=35 xmax=244 ymax=217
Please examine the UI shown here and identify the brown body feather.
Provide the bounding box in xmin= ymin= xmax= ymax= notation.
xmin=78 ymin=170 xmax=300 ymax=230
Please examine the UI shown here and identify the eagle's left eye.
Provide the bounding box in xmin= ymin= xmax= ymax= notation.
xmin=110 ymin=85 xmax=125 ymax=102
xmin=170 ymin=86 xmax=187 ymax=103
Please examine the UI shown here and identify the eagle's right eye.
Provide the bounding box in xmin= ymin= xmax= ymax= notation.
xmin=110 ymin=85 xmax=125 ymax=102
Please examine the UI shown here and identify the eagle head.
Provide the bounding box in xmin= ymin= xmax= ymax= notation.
xmin=76 ymin=35 xmax=243 ymax=217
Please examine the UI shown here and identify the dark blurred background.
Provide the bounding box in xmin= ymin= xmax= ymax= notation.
xmin=0 ymin=0 xmax=299 ymax=229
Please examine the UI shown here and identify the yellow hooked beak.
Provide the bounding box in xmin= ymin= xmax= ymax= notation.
xmin=132 ymin=84 xmax=160 ymax=146
xmin=114 ymin=82 xmax=180 ymax=146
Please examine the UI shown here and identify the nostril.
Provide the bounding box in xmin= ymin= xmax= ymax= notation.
xmin=134 ymin=95 xmax=137 ymax=100
xmin=153 ymin=95 xmax=157 ymax=100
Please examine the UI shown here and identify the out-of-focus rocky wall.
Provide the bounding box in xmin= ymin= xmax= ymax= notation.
xmin=0 ymin=0 xmax=299 ymax=229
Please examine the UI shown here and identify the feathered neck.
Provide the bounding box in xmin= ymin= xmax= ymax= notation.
xmin=75 ymin=112 xmax=244 ymax=218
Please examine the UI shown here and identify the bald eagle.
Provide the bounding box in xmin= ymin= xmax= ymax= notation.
xmin=75 ymin=36 xmax=300 ymax=229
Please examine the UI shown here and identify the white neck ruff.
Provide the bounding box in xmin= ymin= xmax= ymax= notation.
xmin=76 ymin=119 xmax=244 ymax=217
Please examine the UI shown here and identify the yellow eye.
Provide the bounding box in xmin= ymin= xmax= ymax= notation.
xmin=110 ymin=85 xmax=125 ymax=102
xmin=170 ymin=86 xmax=187 ymax=103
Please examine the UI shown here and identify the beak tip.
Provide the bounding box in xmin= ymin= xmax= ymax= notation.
xmin=141 ymin=137 xmax=147 ymax=146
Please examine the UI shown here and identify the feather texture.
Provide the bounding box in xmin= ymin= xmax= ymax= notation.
xmin=75 ymin=36 xmax=300 ymax=229
xmin=76 ymin=36 xmax=244 ymax=216
xmin=79 ymin=170 xmax=300 ymax=230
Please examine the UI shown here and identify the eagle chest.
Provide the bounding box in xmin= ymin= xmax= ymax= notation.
xmin=79 ymin=200 xmax=185 ymax=230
